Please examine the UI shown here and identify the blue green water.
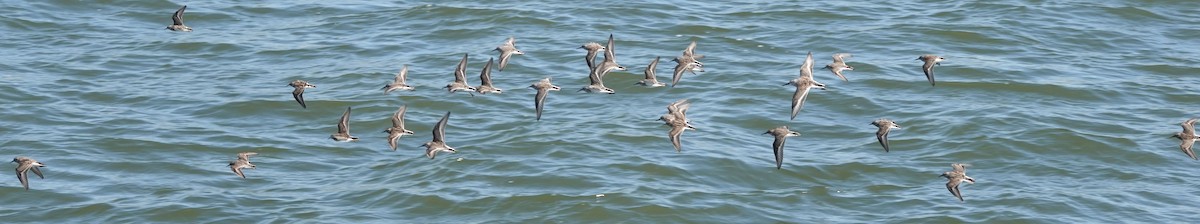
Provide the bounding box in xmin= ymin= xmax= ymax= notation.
xmin=1 ymin=0 xmax=1198 ymax=222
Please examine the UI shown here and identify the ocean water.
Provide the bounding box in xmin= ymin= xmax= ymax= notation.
xmin=1 ymin=0 xmax=1199 ymax=223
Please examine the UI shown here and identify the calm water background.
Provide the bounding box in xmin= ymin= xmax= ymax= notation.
xmin=1 ymin=0 xmax=1198 ymax=223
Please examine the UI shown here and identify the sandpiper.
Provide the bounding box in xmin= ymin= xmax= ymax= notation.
xmin=822 ymin=53 xmax=854 ymax=81
xmin=670 ymin=40 xmax=705 ymax=87
xmin=917 ymin=54 xmax=944 ymax=86
xmin=236 ymin=152 xmax=257 ymax=161
xmin=382 ymin=65 xmax=415 ymax=94
xmin=446 ymin=53 xmax=477 ymax=95
xmin=579 ymin=60 xmax=616 ymax=94
xmin=476 ymin=58 xmax=502 ymax=94
xmin=529 ymin=77 xmax=561 ymax=121
xmin=494 ymin=36 xmax=523 ymax=71
xmin=785 ymin=52 xmax=826 ymax=120
xmin=228 ymin=152 xmax=257 ymax=179
xmin=422 ymin=111 xmax=457 ymax=159
xmin=384 ymin=105 xmax=415 ymax=151
xmin=682 ymin=40 xmax=703 ymax=58
xmin=1172 ymin=118 xmax=1199 ymax=160
xmin=660 ymin=98 xmax=692 ymax=124
xmin=288 ymin=80 xmax=316 ymax=109
xmin=331 ymin=107 xmax=359 ymax=142
xmin=580 ymin=42 xmax=605 ymax=72
xmin=659 ymin=99 xmax=696 ymax=152
xmin=637 ymin=57 xmax=666 ymax=87
xmin=594 ymin=34 xmax=626 ymax=78
xmin=11 ymin=156 xmax=44 ymax=190
xmin=678 ymin=40 xmax=705 ymax=64
xmin=871 ymin=118 xmax=901 ymax=152
xmin=763 ymin=126 xmax=801 ymax=169
xmin=166 ymin=5 xmax=192 ymax=32
xmin=940 ymin=163 xmax=976 ymax=202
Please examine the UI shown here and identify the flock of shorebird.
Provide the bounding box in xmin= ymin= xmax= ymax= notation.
xmin=13 ymin=5 xmax=1186 ymax=203
xmin=4 ymin=4 xmax=971 ymax=202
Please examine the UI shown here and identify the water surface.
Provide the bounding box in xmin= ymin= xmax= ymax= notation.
xmin=1 ymin=0 xmax=1198 ymax=223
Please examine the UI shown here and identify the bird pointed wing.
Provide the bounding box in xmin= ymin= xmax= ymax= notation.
xmin=387 ymin=131 xmax=401 ymax=151
xmin=291 ymin=84 xmax=308 ymax=108
xmin=480 ymin=58 xmax=495 ymax=86
xmin=337 ymin=107 xmax=352 ymax=135
xmin=800 ymin=52 xmax=814 ymax=79
xmin=951 ymin=163 xmax=968 ymax=172
xmin=30 ymin=166 xmax=43 ymax=179
xmin=790 ymin=82 xmax=812 ymax=120
xmin=830 ymin=65 xmax=849 ymax=82
xmin=671 ymin=57 xmax=689 ymax=87
xmin=1181 ymin=140 xmax=1198 ymax=160
xmin=15 ymin=164 xmax=30 ymax=190
xmin=392 ymin=105 xmax=408 ymax=129
xmin=1182 ymin=118 xmax=1197 ymax=134
xmin=832 ymin=53 xmax=851 ymax=64
xmin=603 ymin=34 xmax=616 ymax=64
xmin=454 ymin=53 xmax=469 ymax=82
xmin=645 ymin=56 xmax=660 ymax=80
xmin=876 ymin=125 xmax=892 ymax=152
xmin=433 ymin=111 xmax=450 ymax=143
xmin=669 ymin=124 xmax=685 ymax=152
xmin=587 ymin=65 xmax=605 ymax=86
xmin=535 ymin=88 xmax=548 ymax=121
xmin=395 ymin=65 xmax=409 ymax=84
xmin=683 ymin=40 xmax=697 ymax=56
xmin=773 ymin=134 xmax=786 ymax=169
xmin=497 ymin=52 xmax=513 ymax=72
xmin=922 ymin=56 xmax=937 ymax=86
xmin=667 ymin=99 xmax=690 ymax=116
xmin=172 ymin=5 xmax=187 ymax=26
xmin=947 ymin=178 xmax=964 ymax=201
xmin=231 ymin=163 xmax=246 ymax=179
xmin=237 ymin=152 xmax=257 ymax=161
